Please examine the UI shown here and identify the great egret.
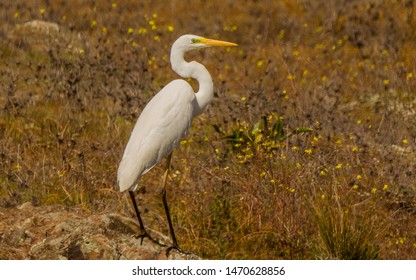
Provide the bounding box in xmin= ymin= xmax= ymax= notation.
xmin=117 ymin=34 xmax=237 ymax=254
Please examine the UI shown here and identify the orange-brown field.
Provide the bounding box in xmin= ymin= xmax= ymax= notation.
xmin=0 ymin=0 xmax=415 ymax=259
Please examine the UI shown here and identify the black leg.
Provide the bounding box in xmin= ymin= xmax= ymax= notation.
xmin=162 ymin=186 xmax=180 ymax=248
xmin=129 ymin=189 xmax=165 ymax=247
xmin=161 ymin=153 xmax=190 ymax=256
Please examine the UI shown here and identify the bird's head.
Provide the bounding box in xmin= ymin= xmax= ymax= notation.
xmin=173 ymin=34 xmax=238 ymax=52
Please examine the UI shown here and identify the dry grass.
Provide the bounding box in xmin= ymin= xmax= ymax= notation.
xmin=1 ymin=0 xmax=415 ymax=259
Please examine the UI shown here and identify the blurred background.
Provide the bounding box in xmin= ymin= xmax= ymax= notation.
xmin=0 ymin=0 xmax=415 ymax=259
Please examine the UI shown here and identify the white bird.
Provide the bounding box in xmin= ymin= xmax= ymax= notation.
xmin=117 ymin=34 xmax=237 ymax=254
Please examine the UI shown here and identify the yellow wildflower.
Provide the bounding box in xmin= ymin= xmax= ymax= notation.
xmin=278 ymin=29 xmax=285 ymax=39
xmin=138 ymin=27 xmax=148 ymax=34
xmin=397 ymin=237 xmax=406 ymax=245
xmin=257 ymin=60 xmax=264 ymax=68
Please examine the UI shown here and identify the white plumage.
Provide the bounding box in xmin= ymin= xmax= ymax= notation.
xmin=117 ymin=80 xmax=195 ymax=191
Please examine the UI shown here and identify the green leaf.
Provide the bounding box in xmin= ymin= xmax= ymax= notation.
xmin=294 ymin=127 xmax=313 ymax=134
xmin=212 ymin=124 xmax=223 ymax=134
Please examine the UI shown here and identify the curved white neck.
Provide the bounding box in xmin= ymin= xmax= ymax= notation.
xmin=170 ymin=48 xmax=213 ymax=117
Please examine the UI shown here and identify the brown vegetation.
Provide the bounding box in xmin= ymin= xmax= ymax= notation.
xmin=0 ymin=0 xmax=415 ymax=259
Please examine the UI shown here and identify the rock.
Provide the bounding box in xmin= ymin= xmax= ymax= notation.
xmin=0 ymin=203 xmax=200 ymax=260
xmin=7 ymin=20 xmax=86 ymax=54
xmin=21 ymin=20 xmax=60 ymax=33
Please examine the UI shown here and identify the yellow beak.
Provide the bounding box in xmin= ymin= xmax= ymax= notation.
xmin=202 ymin=38 xmax=238 ymax=47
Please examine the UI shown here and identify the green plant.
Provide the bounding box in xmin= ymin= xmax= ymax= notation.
xmin=214 ymin=115 xmax=312 ymax=155
xmin=312 ymin=195 xmax=380 ymax=260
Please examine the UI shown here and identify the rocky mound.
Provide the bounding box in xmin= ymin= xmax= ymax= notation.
xmin=0 ymin=202 xmax=200 ymax=260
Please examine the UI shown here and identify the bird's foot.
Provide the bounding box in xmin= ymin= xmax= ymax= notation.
xmin=165 ymin=245 xmax=191 ymax=257
xmin=135 ymin=231 xmax=166 ymax=247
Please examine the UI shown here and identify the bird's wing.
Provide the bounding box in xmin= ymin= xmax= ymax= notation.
xmin=117 ymin=80 xmax=196 ymax=191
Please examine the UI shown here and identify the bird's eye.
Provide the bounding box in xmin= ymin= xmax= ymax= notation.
xmin=191 ymin=38 xmax=201 ymax=44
